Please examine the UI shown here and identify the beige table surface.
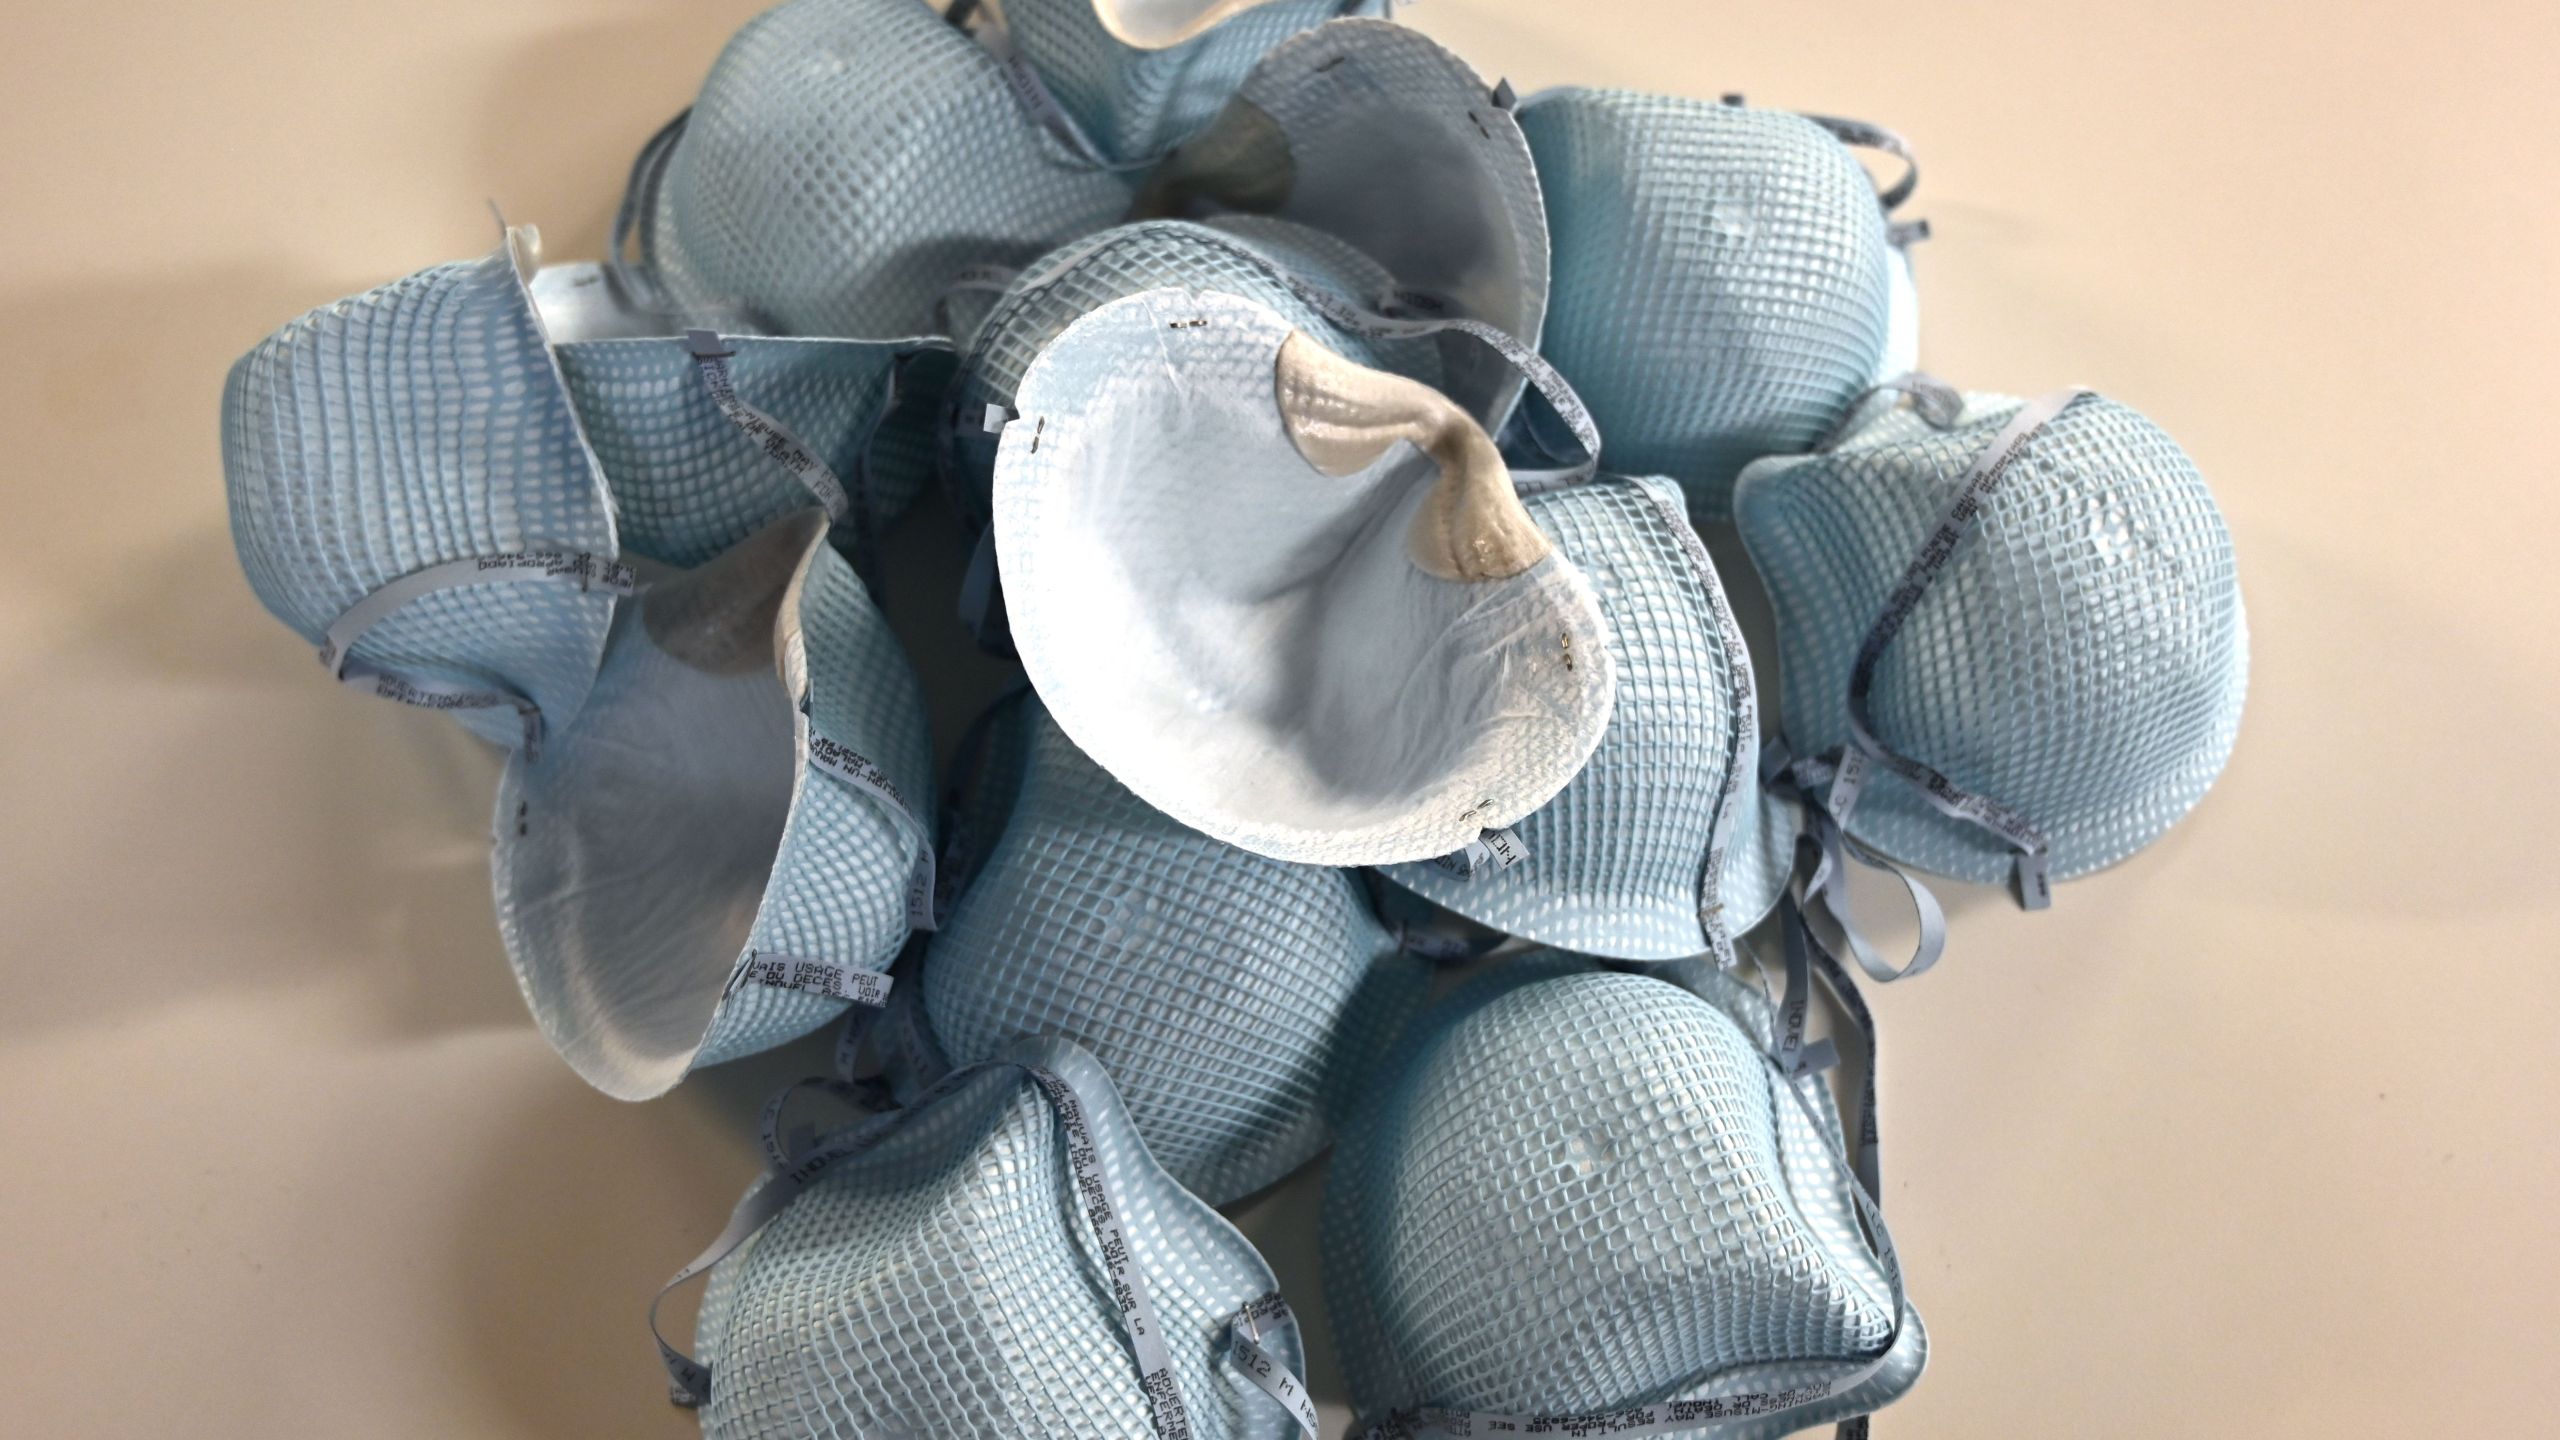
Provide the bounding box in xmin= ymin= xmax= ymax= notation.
xmin=3 ymin=1 xmax=2554 ymax=1435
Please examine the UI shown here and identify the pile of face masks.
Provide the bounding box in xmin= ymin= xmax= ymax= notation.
xmin=219 ymin=0 xmax=2247 ymax=1434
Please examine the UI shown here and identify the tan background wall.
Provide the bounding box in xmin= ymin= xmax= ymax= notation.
xmin=2 ymin=1 xmax=2553 ymax=1434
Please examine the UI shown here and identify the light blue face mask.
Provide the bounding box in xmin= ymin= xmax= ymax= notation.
xmin=1377 ymin=475 xmax=1799 ymax=965
xmin=990 ymin=286 xmax=1616 ymax=866
xmin=529 ymin=261 xmax=954 ymax=562
xmin=492 ymin=511 xmax=936 ymax=1100
xmin=1519 ymin=89 xmax=1916 ymax=523
xmin=222 ymin=229 xmax=625 ymax=755
xmin=1736 ymin=381 xmax=2248 ymax=909
xmin=655 ymin=1036 xmax=1325 ymax=1438
xmin=1323 ymin=960 xmax=1924 ymax=1439
xmin=620 ymin=0 xmax=1358 ymax=339
xmin=885 ymin=693 xmax=1432 ymax=1205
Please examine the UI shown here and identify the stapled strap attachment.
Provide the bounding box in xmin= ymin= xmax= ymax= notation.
xmin=649 ymin=1058 xmax=1321 ymax=1437
xmin=318 ymin=551 xmax=638 ymax=759
xmin=1829 ymin=388 xmax=2092 ymax=910
xmin=800 ymin=702 xmax=939 ymax=931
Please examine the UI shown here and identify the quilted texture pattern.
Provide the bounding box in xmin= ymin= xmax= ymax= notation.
xmin=221 ymin=240 xmax=620 ymax=747
xmin=1323 ymin=964 xmax=1924 ymax=1435
xmin=648 ymin=0 xmax=1137 ymax=337
xmin=910 ymin=700 xmax=1429 ymax=1204
xmin=1381 ymin=475 xmax=1799 ymax=960
xmin=1734 ymin=391 xmax=2248 ymax=884
xmin=1521 ymin=89 xmax=1893 ymax=523
xmin=694 ymin=1038 xmax=1305 ymax=1438
xmin=556 ymin=335 xmax=948 ymax=568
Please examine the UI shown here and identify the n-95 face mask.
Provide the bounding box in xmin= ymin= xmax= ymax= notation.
xmin=1324 ymin=962 xmax=1924 ymax=1439
xmin=1379 ymin=474 xmax=1798 ymax=964
xmin=493 ymin=510 xmax=935 ymax=1100
xmin=222 ymin=229 xmax=625 ymax=755
xmin=657 ymin=1036 xmax=1323 ymax=1438
xmin=890 ymin=693 xmax=1432 ymax=1204
xmin=990 ymin=287 xmax=1616 ymax=866
xmin=1520 ymin=89 xmax=1899 ymax=523
xmin=1734 ymin=384 xmax=2248 ymax=897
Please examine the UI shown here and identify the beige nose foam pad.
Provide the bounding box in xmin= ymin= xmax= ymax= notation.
xmin=1088 ymin=0 xmax=1295 ymax=50
xmin=1274 ymin=328 xmax=1549 ymax=583
xmin=641 ymin=510 xmax=829 ymax=677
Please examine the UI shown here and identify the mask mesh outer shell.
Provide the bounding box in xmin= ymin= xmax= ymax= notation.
xmin=1519 ymin=88 xmax=1892 ymax=524
xmin=691 ymin=1037 xmax=1304 ymax=1439
xmin=491 ymin=528 xmax=933 ymax=1099
xmin=1379 ymin=475 xmax=1798 ymax=960
xmin=1322 ymin=964 xmax=1920 ymax=1430
xmin=220 ymin=244 xmax=619 ymax=747
xmin=1733 ymin=391 xmax=2248 ymax=885
xmin=555 ymin=336 xmax=944 ymax=568
xmin=944 ymin=216 xmax=1434 ymax=529
xmin=915 ymin=700 xmax=1430 ymax=1204
xmin=994 ymin=0 xmax=1376 ymax=165
xmin=654 ymin=0 xmax=1137 ymax=338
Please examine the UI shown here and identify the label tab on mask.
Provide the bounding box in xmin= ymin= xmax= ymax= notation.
xmin=804 ymin=727 xmax=940 ymax=931
xmin=1429 ymin=826 xmax=1529 ymax=879
xmin=731 ymin=952 xmax=894 ymax=1009
xmin=685 ymin=331 xmax=855 ymax=521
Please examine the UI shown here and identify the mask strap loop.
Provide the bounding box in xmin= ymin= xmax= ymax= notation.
xmin=753 ymin=1073 xmax=897 ymax=1172
xmin=609 ymin=107 xmax=690 ymax=306
xmin=1829 ymin=387 xmax=2092 ymax=909
xmin=318 ymin=551 xmax=640 ymax=759
xmin=795 ymin=696 xmax=940 ymax=932
xmin=1795 ymin=111 xmax=1921 ymax=217
xmin=1758 ymin=737 xmax=1946 ymax=983
xmin=651 ymin=1058 xmax=1320 ymax=1436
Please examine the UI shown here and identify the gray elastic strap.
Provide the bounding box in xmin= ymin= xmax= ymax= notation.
xmin=1761 ymin=737 xmax=1946 ymax=985
xmin=1632 ymin=482 xmax=1759 ymax=970
xmin=1798 ymin=112 xmax=1920 ymax=215
xmin=610 ymin=108 xmax=691 ymax=304
xmin=957 ymin=524 xmax=1016 ymax=658
xmin=1359 ymin=1047 xmax=1907 ymax=1440
xmin=754 ymin=1073 xmax=895 ymax=1172
xmin=683 ymin=331 xmax=854 ymax=522
xmin=1816 ymin=371 xmax=1965 ymax=453
xmin=1797 ymin=909 xmax=1883 ymax=1202
xmin=1833 ymin=388 xmax=2091 ymax=909
xmin=338 ymin=659 xmax=544 ymax=758
xmin=647 ymin=1058 xmax=1315 ymax=1435
xmin=1227 ymin=1294 xmax=1326 ymax=1437
xmin=802 ymin=709 xmax=940 ymax=931
xmin=1772 ymin=905 xmax=1843 ymax=1082
xmin=1283 ymin=276 xmax=1604 ymax=484
xmin=934 ymin=682 xmax=1035 ymax=896
xmin=318 ymin=550 xmax=637 ymax=758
